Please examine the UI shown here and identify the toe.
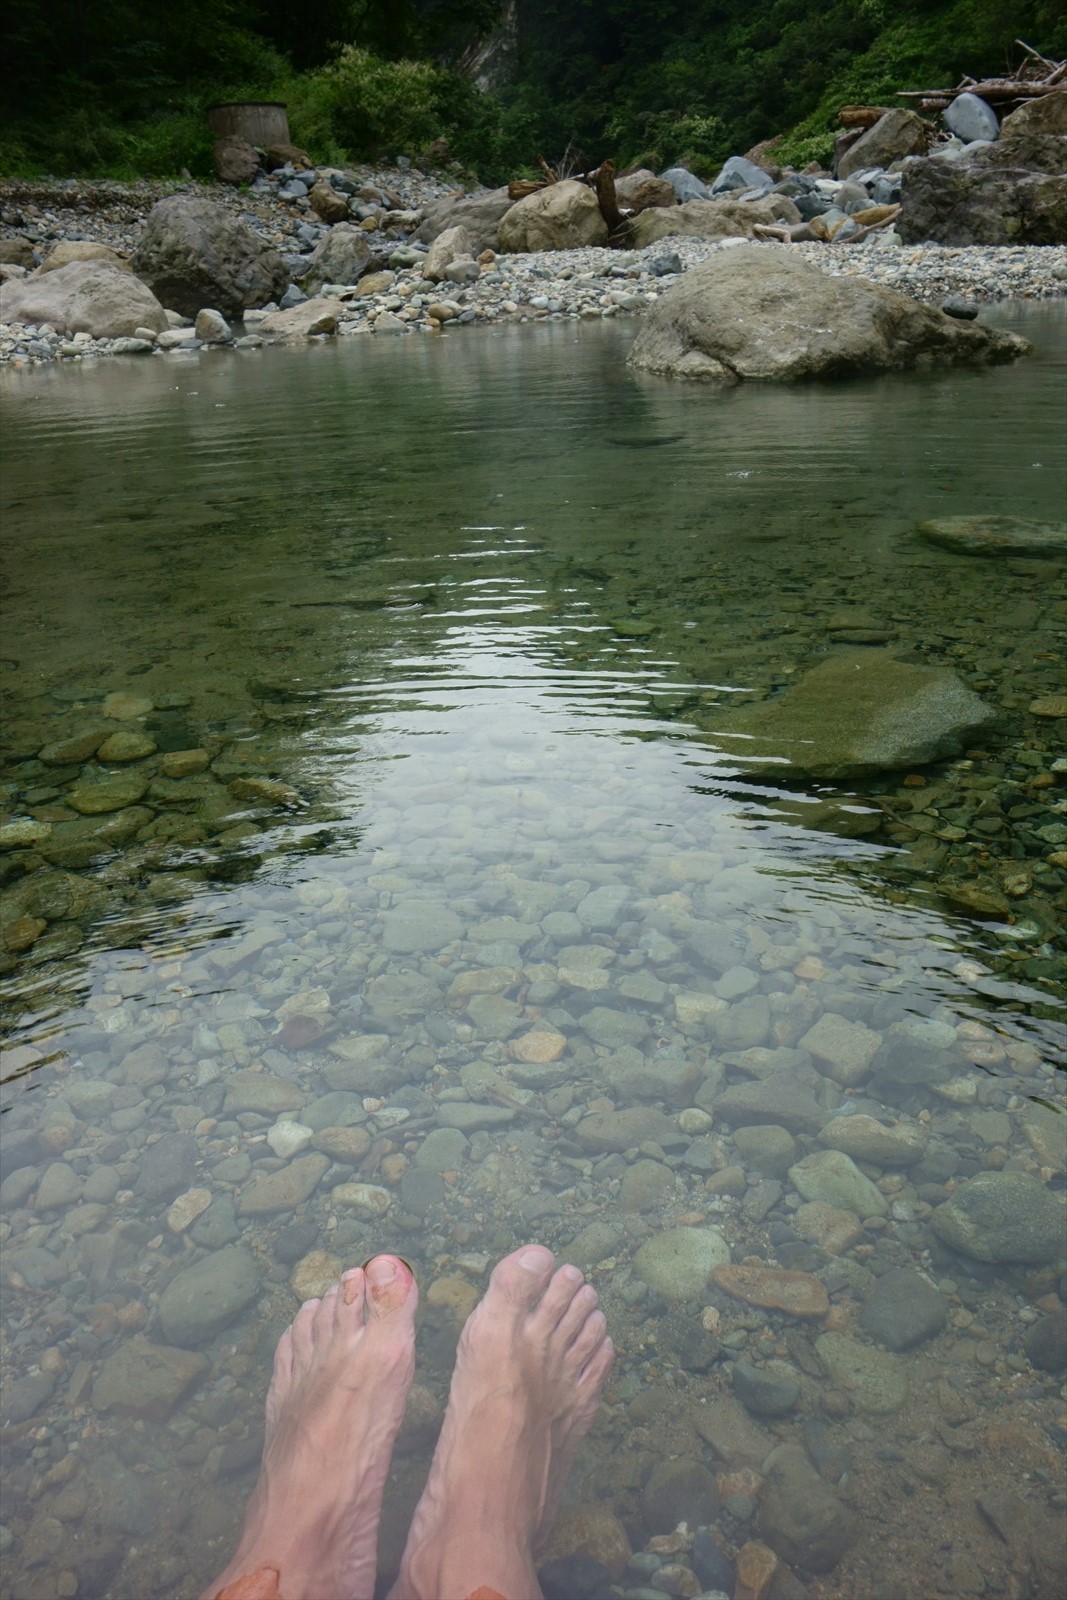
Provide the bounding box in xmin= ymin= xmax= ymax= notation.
xmin=580 ymin=1334 xmax=614 ymax=1391
xmin=271 ymin=1326 xmax=294 ymax=1389
xmin=554 ymin=1282 xmax=599 ymax=1347
xmin=314 ymin=1284 xmax=340 ymax=1337
xmin=568 ymin=1306 xmax=607 ymax=1368
xmin=339 ymin=1265 xmax=366 ymax=1316
xmin=533 ymin=1263 xmax=586 ymax=1332
xmin=290 ymin=1298 xmax=319 ymax=1363
xmin=364 ymin=1255 xmax=418 ymax=1321
xmin=486 ymin=1244 xmax=555 ymax=1310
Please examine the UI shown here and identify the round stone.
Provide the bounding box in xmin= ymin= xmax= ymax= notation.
xmin=931 ymin=1172 xmax=1065 ymax=1263
xmin=632 ymin=1227 xmax=731 ymax=1300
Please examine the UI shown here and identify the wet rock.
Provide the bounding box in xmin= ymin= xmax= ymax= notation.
xmin=575 ymin=1107 xmax=677 ymax=1152
xmin=1022 ymin=1310 xmax=1067 ymax=1373
xmin=166 ymin=1187 xmax=213 ymax=1233
xmin=538 ymin=1555 xmax=617 ymax=1600
xmin=717 ymin=649 xmax=998 ymax=779
xmin=332 ymin=1181 xmax=392 ymax=1215
xmin=34 ymin=1161 xmax=82 ymax=1210
xmin=580 ymin=1005 xmax=650 ymax=1048
xmin=400 ymin=1168 xmax=444 ymax=1212
xmin=758 ymin=1442 xmax=856 ymax=1572
xmin=436 ymin=1103 xmax=515 ymax=1133
xmin=818 ymin=1113 xmax=928 ymax=1166
xmin=158 ymin=1244 xmax=261 ymax=1345
xmin=792 ymin=1201 xmax=862 ymax=1256
xmin=633 ymin=1227 xmax=731 ymax=1300
xmin=917 ymin=514 xmax=1067 ymax=557
xmin=712 ymin=1264 xmax=830 ymax=1319
xmin=223 ymin=1070 xmax=304 ymax=1116
xmin=300 ymin=223 xmax=372 ymax=294
xmin=91 ymin=1334 xmax=208 ymax=1419
xmin=643 ymin=1457 xmax=720 ymax=1533
xmin=861 ymin=1268 xmax=947 ymax=1351
xmin=1 ymin=1370 xmax=56 ymax=1423
xmin=266 ymin=1119 xmax=314 ymax=1158
xmin=694 ymin=1396 xmax=774 ymax=1469
xmin=190 ymin=1194 xmax=240 ymax=1248
xmin=137 ymin=1132 xmax=198 ymax=1203
xmin=290 ymin=1250 xmax=343 ymax=1300
xmin=899 ymin=158 xmax=1067 ymax=246
xmin=732 ymin=1361 xmax=800 ymax=1417
xmin=732 ymin=1125 xmax=798 ymax=1177
xmin=931 ymin=1172 xmax=1065 ymax=1263
xmin=798 ymin=1012 xmax=881 ymax=1086
xmin=620 ymin=1157 xmax=677 ymax=1212
xmin=414 ymin=188 xmax=514 ymax=253
xmin=512 ymin=1028 xmax=567 ymax=1064
xmin=815 ymin=1332 xmax=908 ymax=1413
xmin=628 ymin=248 xmax=1027 ymax=384
xmin=1019 ymin=1103 xmax=1067 ymax=1172
xmin=600 ymin=1047 xmax=700 ymax=1107
xmin=312 ymin=1125 xmax=372 ymax=1163
xmin=131 ymin=195 xmax=289 ymax=317
xmin=67 ymin=770 xmax=150 ymax=813
xmin=714 ymin=1074 xmax=827 ymax=1136
xmin=238 ymin=1152 xmax=329 ymax=1215
xmin=789 ymin=1149 xmax=888 ymax=1217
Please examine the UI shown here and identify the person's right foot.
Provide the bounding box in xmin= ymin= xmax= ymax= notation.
xmin=390 ymin=1244 xmax=613 ymax=1600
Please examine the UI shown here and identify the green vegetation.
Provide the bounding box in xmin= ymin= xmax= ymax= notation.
xmin=1 ymin=2 xmax=1064 ymax=182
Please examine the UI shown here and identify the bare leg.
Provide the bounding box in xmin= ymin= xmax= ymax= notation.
xmin=390 ymin=1244 xmax=613 ymax=1600
xmin=202 ymin=1255 xmax=418 ymax=1600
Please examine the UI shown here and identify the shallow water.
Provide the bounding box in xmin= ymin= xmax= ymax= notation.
xmin=1 ymin=307 xmax=1065 ymax=1600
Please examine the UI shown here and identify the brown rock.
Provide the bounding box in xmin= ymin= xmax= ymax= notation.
xmin=311 ymin=1125 xmax=372 ymax=1163
xmin=425 ymin=1275 xmax=479 ymax=1320
xmin=511 ymin=1029 xmax=567 ymax=1063
xmin=38 ymin=241 xmax=130 ymax=275
xmin=237 ymin=1153 xmax=329 ymax=1215
xmin=735 ymin=1540 xmax=779 ymax=1600
xmin=213 ymin=135 xmax=259 ymax=184
xmin=161 ymin=748 xmax=210 ymax=777
xmin=266 ymin=143 xmax=312 ymax=169
xmin=545 ymin=1505 xmax=632 ymax=1578
xmin=309 ymin=181 xmax=351 ymax=224
xmin=290 ymin=1249 xmax=343 ymax=1300
xmin=91 ymin=1335 xmax=208 ymax=1420
xmin=712 ymin=1264 xmax=830 ymax=1318
xmin=793 ymin=1201 xmax=862 ymax=1255
xmin=2 ymin=914 xmax=46 ymax=952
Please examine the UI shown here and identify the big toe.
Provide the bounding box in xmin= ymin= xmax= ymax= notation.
xmin=485 ymin=1243 xmax=556 ymax=1310
xmin=363 ymin=1254 xmax=418 ymax=1321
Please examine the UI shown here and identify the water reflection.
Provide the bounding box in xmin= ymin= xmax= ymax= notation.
xmin=1 ymin=309 xmax=1065 ymax=1600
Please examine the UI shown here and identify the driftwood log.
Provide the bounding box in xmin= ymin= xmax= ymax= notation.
xmin=506 ymin=155 xmax=632 ymax=244
xmin=838 ymin=105 xmax=895 ymax=128
xmin=896 ymin=41 xmax=1066 ymax=113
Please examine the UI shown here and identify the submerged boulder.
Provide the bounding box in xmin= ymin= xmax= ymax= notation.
xmin=917 ymin=514 xmax=1067 ymax=557
xmin=131 ymin=195 xmax=289 ymax=317
xmin=627 ymin=247 xmax=1030 ymax=381
xmin=712 ymin=649 xmax=998 ymax=779
xmin=0 ymin=261 xmax=167 ymax=337
xmin=498 ymin=180 xmax=609 ymax=252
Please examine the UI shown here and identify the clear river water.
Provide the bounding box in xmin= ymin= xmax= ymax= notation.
xmin=1 ymin=305 xmax=1065 ymax=1600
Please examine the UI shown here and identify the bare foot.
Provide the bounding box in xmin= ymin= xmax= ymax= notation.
xmin=202 ymin=1256 xmax=418 ymax=1600
xmin=390 ymin=1244 xmax=613 ymax=1600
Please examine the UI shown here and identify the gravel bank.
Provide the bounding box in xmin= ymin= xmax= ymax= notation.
xmin=2 ymin=171 xmax=1066 ymax=367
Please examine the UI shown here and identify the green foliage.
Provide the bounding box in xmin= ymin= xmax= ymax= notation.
xmin=287 ymin=46 xmax=445 ymax=157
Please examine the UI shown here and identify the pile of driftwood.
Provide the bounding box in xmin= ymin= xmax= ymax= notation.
xmin=895 ymin=38 xmax=1066 ymax=115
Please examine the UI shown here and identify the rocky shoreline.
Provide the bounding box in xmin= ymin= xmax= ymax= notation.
xmin=1 ymin=167 xmax=1065 ymax=369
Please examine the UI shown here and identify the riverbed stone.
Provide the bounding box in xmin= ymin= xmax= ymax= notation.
xmin=131 ymin=195 xmax=289 ymax=317
xmin=91 ymin=1335 xmax=208 ymax=1420
xmin=815 ymin=1332 xmax=908 ymax=1413
xmin=580 ymin=1005 xmax=649 ymax=1048
xmin=0 ymin=260 xmax=168 ymax=336
xmin=157 ymin=1245 xmax=261 ymax=1345
xmin=917 ymin=514 xmax=1067 ymax=557
xmin=258 ymin=298 xmax=339 ymax=339
xmin=789 ymin=1150 xmax=889 ymax=1217
xmin=238 ymin=1153 xmax=329 ymax=1215
xmin=818 ymin=1113 xmax=928 ymax=1166
xmin=860 ymin=1268 xmax=946 ymax=1351
xmin=793 ymin=1201 xmax=863 ymax=1255
xmin=1023 ymin=1310 xmax=1067 ymax=1373
xmin=223 ymin=1071 xmax=305 ymax=1116
xmin=96 ymin=730 xmax=157 ymax=762
xmin=712 ymin=1264 xmax=829 ymax=1318
xmin=732 ymin=1125 xmax=798 ymax=1177
xmin=944 ymin=92 xmax=1000 ymax=144
xmin=758 ymin=1442 xmax=857 ymax=1571
xmin=642 ymin=1458 xmax=720 ymax=1533
xmin=499 ymin=180 xmax=609 ymax=253
xmin=575 ymin=1107 xmax=677 ymax=1152
xmin=67 ymin=771 xmax=151 ymax=814
xmin=930 ymin=1172 xmax=1065 ymax=1263
xmin=732 ymin=1360 xmax=800 ymax=1417
xmin=620 ymin=1157 xmax=677 ymax=1212
xmin=714 ymin=1074 xmax=827 ymax=1136
xmin=632 ymin=1227 xmax=731 ymax=1300
xmin=715 ymin=649 xmax=998 ymax=779
xmin=35 ymin=1161 xmax=82 ymax=1210
xmin=799 ymin=1012 xmax=881 ymax=1086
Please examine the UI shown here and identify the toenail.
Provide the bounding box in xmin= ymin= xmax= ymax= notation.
xmin=365 ymin=1256 xmax=397 ymax=1285
xmin=518 ymin=1247 xmax=550 ymax=1271
xmin=560 ymin=1264 xmax=583 ymax=1283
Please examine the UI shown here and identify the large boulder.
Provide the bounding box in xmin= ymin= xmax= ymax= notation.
xmin=943 ymin=91 xmax=1000 ymax=144
xmin=38 ymin=241 xmax=130 ymax=275
xmin=0 ymin=261 xmax=167 ymax=336
xmin=710 ymin=649 xmax=998 ymax=779
xmin=627 ymin=247 xmax=1030 ymax=382
xmin=898 ymin=156 xmax=1067 ymax=243
xmin=257 ymin=299 xmax=338 ymax=340
xmin=931 ymin=1172 xmax=1065 ymax=1265
xmin=300 ymin=223 xmax=373 ymax=294
xmin=837 ymin=108 xmax=928 ymax=178
xmin=498 ymin=180 xmax=609 ymax=252
xmin=414 ymin=187 xmax=515 ymax=254
xmin=308 ymin=180 xmax=351 ymax=225
xmin=131 ymin=195 xmax=289 ymax=317
xmin=1000 ymin=88 xmax=1067 ymax=138
xmin=615 ymin=169 xmax=676 ymax=211
xmin=213 ymin=135 xmax=259 ymax=185
xmin=661 ymin=167 xmax=709 ymax=202
xmin=423 ymin=224 xmax=475 ymax=282
xmin=630 ymin=194 xmax=800 ymax=248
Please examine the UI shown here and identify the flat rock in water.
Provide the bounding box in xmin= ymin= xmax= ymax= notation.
xmin=758 ymin=1442 xmax=857 ymax=1571
xmin=92 ymin=1334 xmax=208 ymax=1419
xmin=157 ymin=1245 xmax=261 ymax=1346
xmin=714 ymin=1073 xmax=827 ymax=1136
xmin=930 ymin=1171 xmax=1065 ymax=1263
xmin=818 ymin=1113 xmax=928 ymax=1166
xmin=917 ymin=515 xmax=1067 ymax=557
xmin=713 ymin=649 xmax=997 ymax=779
xmin=574 ymin=1106 xmax=677 ymax=1152
xmin=633 ymin=1227 xmax=731 ymax=1300
xmin=238 ymin=1152 xmax=329 ymax=1215
xmin=861 ymin=1268 xmax=946 ymax=1351
xmin=815 ymin=1332 xmax=908 ymax=1413
xmin=712 ymin=1264 xmax=829 ymax=1318
xmin=627 ymin=247 xmax=1029 ymax=381
xmin=789 ymin=1149 xmax=889 ymax=1217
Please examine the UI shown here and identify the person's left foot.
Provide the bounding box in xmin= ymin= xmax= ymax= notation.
xmin=203 ymin=1256 xmax=418 ymax=1600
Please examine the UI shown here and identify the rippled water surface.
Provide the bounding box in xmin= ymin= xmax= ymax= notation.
xmin=2 ymin=307 xmax=1065 ymax=1600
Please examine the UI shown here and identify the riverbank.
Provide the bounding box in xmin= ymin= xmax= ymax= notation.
xmin=2 ymin=170 xmax=1066 ymax=367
